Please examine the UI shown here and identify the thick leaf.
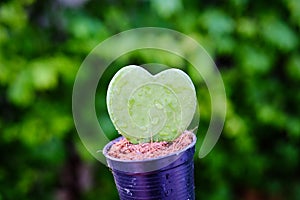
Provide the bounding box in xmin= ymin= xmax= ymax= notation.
xmin=107 ymin=65 xmax=197 ymax=143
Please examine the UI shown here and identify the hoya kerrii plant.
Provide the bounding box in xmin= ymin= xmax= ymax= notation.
xmin=104 ymin=65 xmax=198 ymax=200
xmin=106 ymin=65 xmax=197 ymax=144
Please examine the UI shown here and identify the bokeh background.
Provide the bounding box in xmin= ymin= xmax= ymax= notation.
xmin=1 ymin=0 xmax=300 ymax=199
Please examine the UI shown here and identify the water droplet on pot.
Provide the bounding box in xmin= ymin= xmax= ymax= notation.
xmin=132 ymin=178 xmax=137 ymax=186
xmin=161 ymin=183 xmax=173 ymax=197
xmin=164 ymin=188 xmax=173 ymax=197
xmin=165 ymin=173 xmax=170 ymax=180
xmin=124 ymin=188 xmax=132 ymax=196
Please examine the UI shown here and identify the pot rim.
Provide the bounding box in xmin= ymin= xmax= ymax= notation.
xmin=103 ymin=133 xmax=196 ymax=173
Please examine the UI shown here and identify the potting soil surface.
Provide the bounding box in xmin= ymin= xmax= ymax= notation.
xmin=107 ymin=130 xmax=194 ymax=160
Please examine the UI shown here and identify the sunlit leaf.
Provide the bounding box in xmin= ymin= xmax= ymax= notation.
xmin=285 ymin=0 xmax=300 ymax=26
xmin=236 ymin=18 xmax=257 ymax=38
xmin=31 ymin=61 xmax=58 ymax=90
xmin=237 ymin=45 xmax=274 ymax=75
xmin=260 ymin=16 xmax=298 ymax=51
xmin=151 ymin=0 xmax=183 ymax=18
xmin=7 ymin=70 xmax=34 ymax=106
xmin=199 ymin=9 xmax=235 ymax=36
xmin=0 ymin=2 xmax=27 ymax=30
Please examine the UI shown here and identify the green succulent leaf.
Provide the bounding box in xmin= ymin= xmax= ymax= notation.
xmin=106 ymin=65 xmax=197 ymax=143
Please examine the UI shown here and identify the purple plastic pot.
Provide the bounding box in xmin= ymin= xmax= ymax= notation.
xmin=103 ymin=134 xmax=196 ymax=200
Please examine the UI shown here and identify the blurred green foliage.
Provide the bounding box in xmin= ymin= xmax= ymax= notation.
xmin=0 ymin=0 xmax=300 ymax=199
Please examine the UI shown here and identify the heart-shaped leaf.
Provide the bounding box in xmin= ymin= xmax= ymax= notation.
xmin=107 ymin=65 xmax=197 ymax=143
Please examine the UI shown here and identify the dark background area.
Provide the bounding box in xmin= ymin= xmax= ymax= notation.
xmin=0 ymin=0 xmax=300 ymax=199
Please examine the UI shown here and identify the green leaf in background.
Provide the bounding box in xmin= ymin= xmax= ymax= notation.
xmin=7 ymin=69 xmax=34 ymax=106
xmin=284 ymin=0 xmax=300 ymax=26
xmin=237 ymin=45 xmax=274 ymax=75
xmin=0 ymin=1 xmax=27 ymax=30
xmin=286 ymin=55 xmax=300 ymax=81
xmin=200 ymin=9 xmax=235 ymax=36
xmin=260 ymin=16 xmax=298 ymax=51
xmin=151 ymin=0 xmax=183 ymax=18
xmin=31 ymin=62 xmax=58 ymax=90
xmin=236 ymin=18 xmax=257 ymax=38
